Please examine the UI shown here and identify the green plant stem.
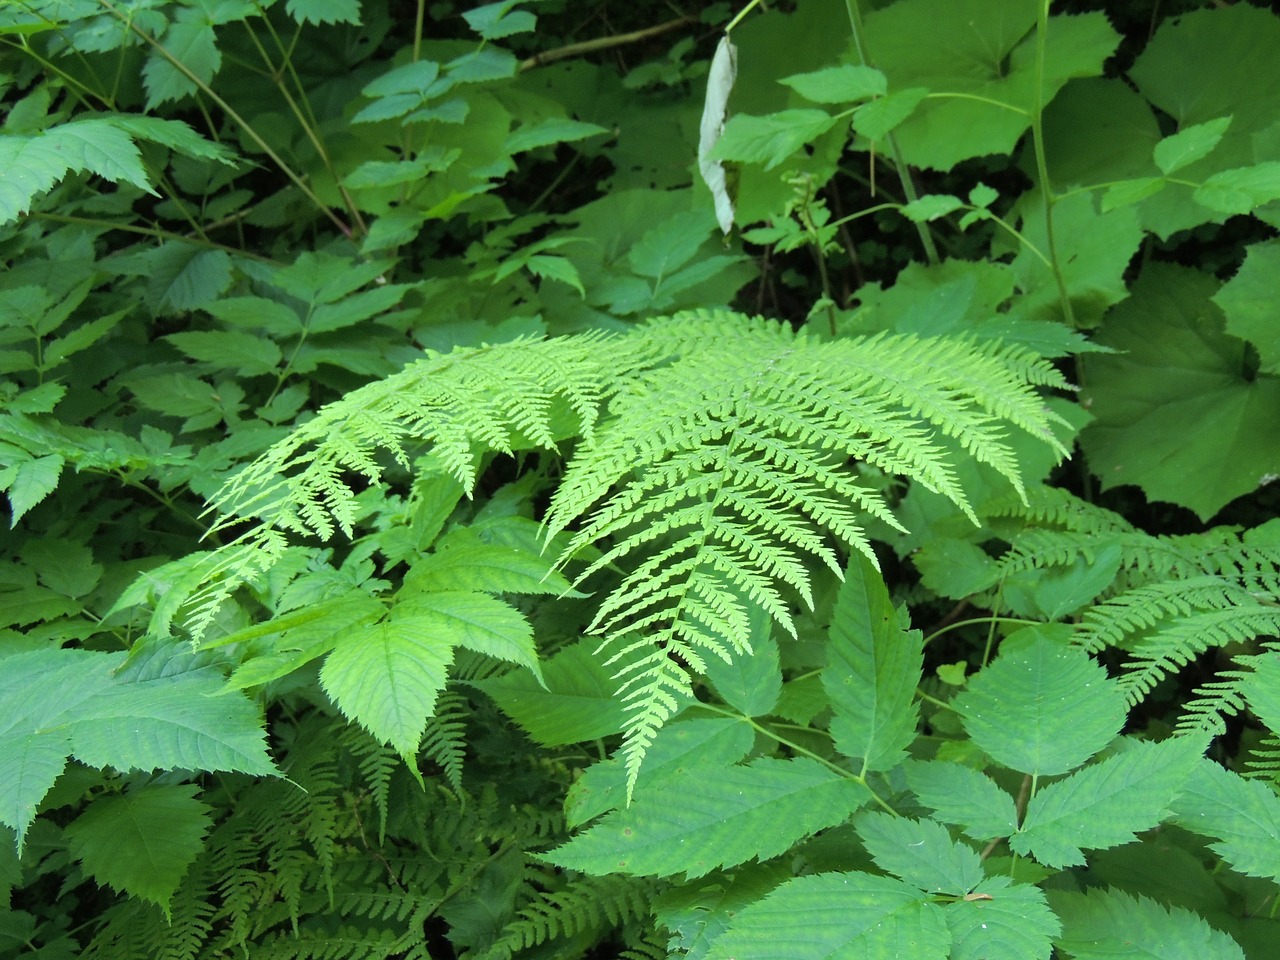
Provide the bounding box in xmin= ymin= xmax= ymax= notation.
xmin=842 ymin=0 xmax=940 ymax=265
xmin=518 ymin=14 xmax=696 ymax=71
xmin=98 ymin=0 xmax=353 ymax=238
xmin=1031 ymin=0 xmax=1076 ymax=326
xmin=923 ymin=615 xmax=1046 ymax=648
xmin=29 ymin=212 xmax=279 ymax=263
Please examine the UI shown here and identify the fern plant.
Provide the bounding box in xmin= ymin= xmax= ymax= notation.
xmin=158 ymin=309 xmax=1068 ymax=791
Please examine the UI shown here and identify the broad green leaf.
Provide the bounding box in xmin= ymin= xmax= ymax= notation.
xmin=143 ymin=12 xmax=221 ymax=108
xmin=524 ymin=255 xmax=585 ymax=296
xmin=405 ymin=538 xmax=572 ymax=596
xmin=1170 ymin=758 xmax=1280 ymax=883
xmin=6 ymin=453 xmax=62 ymax=526
xmin=320 ymin=614 xmax=454 ymax=758
xmin=1194 ymin=162 xmax=1280 ymax=215
xmin=852 ymin=88 xmax=928 ymax=141
xmin=44 ymin=120 xmax=151 ymax=192
xmin=1080 ymin=264 xmax=1280 ymax=520
xmin=711 ymin=110 xmax=839 ymax=172
xmin=285 ymin=0 xmax=361 ymax=24
xmin=545 ymin=758 xmax=869 ymax=879
xmin=1154 ymin=116 xmax=1232 ymax=175
xmin=108 ymin=115 xmax=238 ymax=165
xmin=273 ymin=252 xmax=389 ymax=305
xmin=565 ymin=718 xmax=754 ymax=829
xmin=1012 ymin=737 xmax=1202 ymax=869
xmin=855 ymin=812 xmax=983 ymax=895
xmin=655 ymin=863 xmax=791 ymax=960
xmin=146 ymin=246 xmax=234 ymax=313
xmin=308 ymin=284 xmax=413 ymax=334
xmin=396 ymin=590 xmax=541 ymax=682
xmin=945 ymin=876 xmax=1059 ymax=960
xmin=863 ymin=1 xmax=1118 ymax=170
xmin=504 ymin=118 xmax=608 ymax=154
xmin=703 ymin=872 xmax=950 ymax=960
xmin=165 ymin=331 xmax=282 ymax=376
xmin=1214 ymin=240 xmax=1280 ymax=374
xmin=1050 ymin=887 xmax=1246 ymax=960
xmin=65 ymin=784 xmax=211 ymax=917
xmin=824 ymin=555 xmax=922 ymax=774
xmin=780 ymin=64 xmax=886 ymax=104
xmin=20 ymin=538 xmax=101 ymax=598
xmin=953 ymin=625 xmax=1127 ymax=776
xmin=204 ymin=296 xmax=303 ymax=336
xmin=903 ymin=760 xmax=1018 ymax=842
xmin=628 ymin=210 xmax=713 ymax=280
xmin=0 ymin=648 xmax=274 ymax=852
xmin=473 ymin=639 xmax=626 ymax=746
xmin=1026 ymin=542 xmax=1122 ymax=620
xmin=1130 ymin=5 xmax=1280 ymax=236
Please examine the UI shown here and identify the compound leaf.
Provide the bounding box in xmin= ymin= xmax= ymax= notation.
xmin=544 ymin=757 xmax=869 ymax=879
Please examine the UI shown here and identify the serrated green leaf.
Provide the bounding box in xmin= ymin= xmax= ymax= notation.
xmin=711 ymin=110 xmax=839 ymax=171
xmin=1194 ymin=162 xmax=1280 ymax=214
xmin=627 ymin=210 xmax=712 ymax=280
xmin=147 ymin=245 xmax=234 ymax=313
xmin=703 ymin=871 xmax=950 ymax=960
xmin=397 ymin=590 xmax=540 ymax=682
xmin=165 ymin=330 xmax=282 ymax=376
xmin=946 ymin=876 xmax=1059 ymax=960
xmin=780 ymin=64 xmax=886 ymax=104
xmin=127 ymin=372 xmax=220 ymax=418
xmin=1154 ymin=116 xmax=1232 ymax=175
xmin=205 ymin=296 xmax=303 ymax=336
xmin=1012 ymin=737 xmax=1202 ymax=869
xmin=6 ymin=382 xmax=64 ymax=415
xmin=545 ymin=757 xmax=869 ymax=878
xmin=320 ymin=614 xmax=454 ymax=758
xmin=904 ymin=760 xmax=1018 ymax=841
xmin=524 ymin=255 xmax=585 ymax=296
xmin=65 ymin=784 xmax=211 ymax=917
xmin=307 ymin=284 xmax=412 ymax=334
xmin=20 ymin=538 xmax=101 ymax=598
xmin=1214 ymin=240 xmax=1280 ymax=375
xmin=654 ymin=863 xmax=791 ymax=960
xmin=0 ymin=648 xmax=274 ymax=852
xmin=953 ymin=625 xmax=1127 ymax=776
xmin=45 ymin=120 xmax=151 ymax=191
xmin=462 ymin=1 xmax=536 ymax=39
xmin=6 ymin=453 xmax=62 ymax=526
xmin=703 ymin=625 xmax=781 ymax=718
xmin=824 ymin=555 xmax=922 ymax=774
xmin=1050 ymin=887 xmax=1245 ymax=959
xmin=107 ymin=115 xmax=238 ymax=165
xmin=1170 ymin=758 xmax=1280 ymax=883
xmin=285 ymin=0 xmax=361 ymax=24
xmin=852 ymin=87 xmax=928 ymax=141
xmin=855 ymin=811 xmax=983 ymax=895
xmin=504 ymin=118 xmax=607 ymax=154
xmin=902 ymin=194 xmax=964 ymax=222
xmin=406 ymin=538 xmax=572 ymax=596
xmin=473 ymin=639 xmax=626 ymax=746
xmin=565 ymin=718 xmax=754 ymax=828
xmin=44 ymin=312 xmax=124 ymax=368
xmin=143 ymin=12 xmax=221 ymax=108
xmin=1101 ymin=177 xmax=1167 ymax=212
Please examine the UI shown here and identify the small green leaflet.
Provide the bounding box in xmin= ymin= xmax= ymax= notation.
xmin=946 ymin=877 xmax=1059 ymax=960
xmin=823 ymin=555 xmax=922 ymax=775
xmin=320 ymin=614 xmax=454 ymax=760
xmin=166 ymin=331 xmax=283 ymax=377
xmin=1011 ymin=737 xmax=1203 ymax=869
xmin=855 ymin=812 xmax=984 ymax=895
xmin=852 ymin=88 xmax=928 ymax=141
xmin=781 ymin=64 xmax=886 ymax=104
xmin=903 ymin=760 xmax=1018 ymax=842
xmin=953 ymin=625 xmax=1126 ymax=776
xmin=5 ymin=453 xmax=63 ymax=526
xmin=143 ymin=9 xmax=221 ymax=108
xmin=544 ymin=757 xmax=869 ymax=879
xmin=285 ymin=0 xmax=361 ymax=25
xmin=703 ymin=872 xmax=950 ymax=960
xmin=504 ymin=118 xmax=608 ymax=155
xmin=654 ymin=863 xmax=792 ymax=960
xmin=710 ymin=109 xmax=838 ymax=172
xmin=1049 ymin=887 xmax=1246 ymax=959
xmin=1154 ymin=116 xmax=1231 ymax=175
xmin=65 ymin=784 xmax=211 ymax=919
xmin=462 ymin=1 xmax=537 ymax=39
xmin=1170 ymin=758 xmax=1280 ymax=884
xmin=901 ymin=194 xmax=964 ymax=222
xmin=1194 ymin=162 xmax=1280 ymax=215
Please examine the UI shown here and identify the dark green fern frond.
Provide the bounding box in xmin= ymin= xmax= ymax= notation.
xmin=475 ymin=874 xmax=661 ymax=960
xmin=340 ymin=725 xmax=400 ymax=843
xmin=420 ymin=689 xmax=468 ymax=792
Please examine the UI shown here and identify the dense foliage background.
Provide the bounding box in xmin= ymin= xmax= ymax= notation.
xmin=5 ymin=0 xmax=1280 ymax=957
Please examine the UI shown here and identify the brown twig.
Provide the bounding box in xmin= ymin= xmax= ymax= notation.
xmin=519 ymin=15 xmax=697 ymax=72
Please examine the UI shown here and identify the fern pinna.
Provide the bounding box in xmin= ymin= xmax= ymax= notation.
xmin=167 ymin=309 xmax=1067 ymax=789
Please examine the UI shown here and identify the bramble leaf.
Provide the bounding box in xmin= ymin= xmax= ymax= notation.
xmin=945 ymin=877 xmax=1059 ymax=960
xmin=65 ymin=784 xmax=211 ymax=918
xmin=824 ymin=555 xmax=922 ymax=774
xmin=904 ymin=760 xmax=1018 ymax=842
xmin=1012 ymin=737 xmax=1203 ymax=868
xmin=855 ymin=812 xmax=983 ymax=895
xmin=953 ymin=625 xmax=1127 ymax=776
xmin=1170 ymin=758 xmax=1280 ymax=884
xmin=544 ymin=758 xmax=869 ymax=879
xmin=1050 ymin=887 xmax=1245 ymax=959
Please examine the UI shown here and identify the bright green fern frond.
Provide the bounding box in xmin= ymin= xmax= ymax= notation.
xmin=421 ymin=689 xmax=468 ymax=792
xmin=1077 ymin=576 xmax=1263 ymax=653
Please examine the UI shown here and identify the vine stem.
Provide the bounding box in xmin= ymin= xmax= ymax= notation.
xmin=98 ymin=0 xmax=353 ymax=238
xmin=1031 ymin=0 xmax=1076 ymax=326
xmin=518 ymin=15 xmax=696 ymax=71
xmin=842 ymin=0 xmax=940 ymax=265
